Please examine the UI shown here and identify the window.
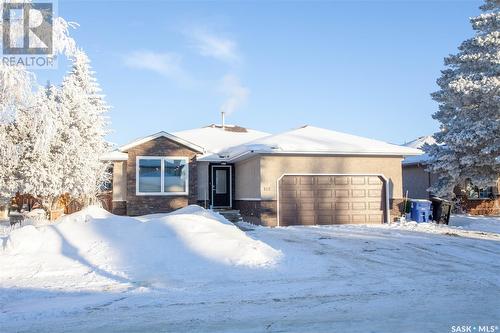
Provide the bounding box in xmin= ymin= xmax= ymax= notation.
xmin=138 ymin=159 xmax=162 ymax=193
xmin=136 ymin=156 xmax=189 ymax=195
xmin=215 ymin=169 xmax=227 ymax=194
xmin=164 ymin=158 xmax=188 ymax=193
xmin=466 ymin=185 xmax=494 ymax=200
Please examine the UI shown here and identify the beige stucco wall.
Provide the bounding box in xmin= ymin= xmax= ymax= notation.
xmin=112 ymin=161 xmax=127 ymax=201
xmin=235 ymin=156 xmax=261 ymax=199
xmin=258 ymin=155 xmax=404 ymax=200
xmin=197 ymin=161 xmax=210 ymax=202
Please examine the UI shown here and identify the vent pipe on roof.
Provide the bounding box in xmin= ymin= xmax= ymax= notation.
xmin=221 ymin=111 xmax=226 ymax=129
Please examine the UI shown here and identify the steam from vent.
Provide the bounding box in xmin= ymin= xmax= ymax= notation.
xmin=219 ymin=74 xmax=250 ymax=116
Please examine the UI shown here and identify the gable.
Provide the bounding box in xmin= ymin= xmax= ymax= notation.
xmin=125 ymin=136 xmax=201 ymax=156
xmin=120 ymin=131 xmax=205 ymax=153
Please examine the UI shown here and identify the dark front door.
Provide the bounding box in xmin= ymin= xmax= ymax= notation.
xmin=211 ymin=166 xmax=231 ymax=207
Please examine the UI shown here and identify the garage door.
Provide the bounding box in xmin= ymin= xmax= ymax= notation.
xmin=278 ymin=175 xmax=386 ymax=226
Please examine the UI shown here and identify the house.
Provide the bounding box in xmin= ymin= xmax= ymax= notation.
xmin=402 ymin=136 xmax=500 ymax=215
xmin=101 ymin=124 xmax=422 ymax=226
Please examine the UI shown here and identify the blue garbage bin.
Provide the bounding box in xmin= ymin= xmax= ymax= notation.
xmin=410 ymin=200 xmax=432 ymax=223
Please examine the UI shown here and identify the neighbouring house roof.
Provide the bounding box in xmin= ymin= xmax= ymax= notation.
xmin=402 ymin=135 xmax=436 ymax=166
xmin=206 ymin=125 xmax=423 ymax=162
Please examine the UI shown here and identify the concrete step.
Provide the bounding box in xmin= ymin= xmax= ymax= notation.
xmin=213 ymin=209 xmax=240 ymax=214
xmin=213 ymin=209 xmax=244 ymax=223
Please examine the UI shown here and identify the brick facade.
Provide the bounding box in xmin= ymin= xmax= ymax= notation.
xmin=389 ymin=198 xmax=405 ymax=222
xmin=462 ymin=197 xmax=500 ymax=215
xmin=234 ymin=200 xmax=278 ymax=227
xmin=125 ymin=136 xmax=198 ymax=216
xmin=112 ymin=201 xmax=127 ymax=215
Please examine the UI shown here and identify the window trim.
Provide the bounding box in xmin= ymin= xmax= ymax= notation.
xmin=466 ymin=184 xmax=494 ymax=201
xmin=136 ymin=156 xmax=189 ymax=196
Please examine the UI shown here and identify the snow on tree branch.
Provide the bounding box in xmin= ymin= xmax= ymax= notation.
xmin=0 ymin=3 xmax=110 ymax=207
xmin=428 ymin=0 xmax=500 ymax=197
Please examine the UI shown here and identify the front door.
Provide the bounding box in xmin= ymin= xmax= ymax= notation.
xmin=211 ymin=165 xmax=231 ymax=208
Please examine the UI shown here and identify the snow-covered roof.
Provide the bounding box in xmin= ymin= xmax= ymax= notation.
xmin=100 ymin=150 xmax=128 ymax=161
xmin=403 ymin=135 xmax=436 ymax=149
xmin=208 ymin=125 xmax=422 ymax=162
xmin=101 ymin=125 xmax=269 ymax=161
xmin=173 ymin=124 xmax=270 ymax=154
xmin=402 ymin=135 xmax=436 ymax=165
xmin=104 ymin=125 xmax=423 ymax=162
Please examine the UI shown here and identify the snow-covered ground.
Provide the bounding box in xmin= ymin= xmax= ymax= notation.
xmin=1 ymin=207 xmax=499 ymax=332
xmin=449 ymin=214 xmax=500 ymax=234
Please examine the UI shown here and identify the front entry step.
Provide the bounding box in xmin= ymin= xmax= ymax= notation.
xmin=212 ymin=209 xmax=243 ymax=223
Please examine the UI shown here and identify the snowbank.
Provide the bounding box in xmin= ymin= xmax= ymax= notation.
xmin=378 ymin=216 xmax=500 ymax=241
xmin=0 ymin=205 xmax=281 ymax=291
xmin=449 ymin=214 xmax=500 ymax=234
xmin=3 ymin=225 xmax=46 ymax=254
xmin=148 ymin=206 xmax=280 ymax=266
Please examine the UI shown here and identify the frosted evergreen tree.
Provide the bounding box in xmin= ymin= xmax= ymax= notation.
xmin=0 ymin=64 xmax=35 ymax=122
xmin=0 ymin=65 xmax=35 ymax=203
xmin=9 ymin=86 xmax=62 ymax=204
xmin=427 ymin=0 xmax=500 ymax=197
xmin=0 ymin=3 xmax=77 ymax=205
xmin=58 ymin=49 xmax=111 ymax=200
xmin=0 ymin=127 xmax=20 ymax=203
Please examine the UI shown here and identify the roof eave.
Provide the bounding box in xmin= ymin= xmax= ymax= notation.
xmin=99 ymin=150 xmax=129 ymax=161
xmin=402 ymin=161 xmax=429 ymax=167
xmin=100 ymin=156 xmax=128 ymax=162
xmin=222 ymin=150 xmax=423 ymax=163
xmin=256 ymin=150 xmax=422 ymax=156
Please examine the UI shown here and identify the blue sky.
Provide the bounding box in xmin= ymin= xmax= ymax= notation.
xmin=38 ymin=0 xmax=482 ymax=146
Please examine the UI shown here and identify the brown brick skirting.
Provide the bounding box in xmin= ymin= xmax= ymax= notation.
xmin=462 ymin=197 xmax=500 ymax=215
xmin=390 ymin=198 xmax=405 ymax=222
xmin=234 ymin=200 xmax=277 ymax=227
xmin=196 ymin=200 xmax=211 ymax=209
xmin=128 ymin=196 xmax=190 ymax=216
xmin=112 ymin=201 xmax=127 ymax=215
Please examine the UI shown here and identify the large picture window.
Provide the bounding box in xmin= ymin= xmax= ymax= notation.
xmin=136 ymin=156 xmax=189 ymax=195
